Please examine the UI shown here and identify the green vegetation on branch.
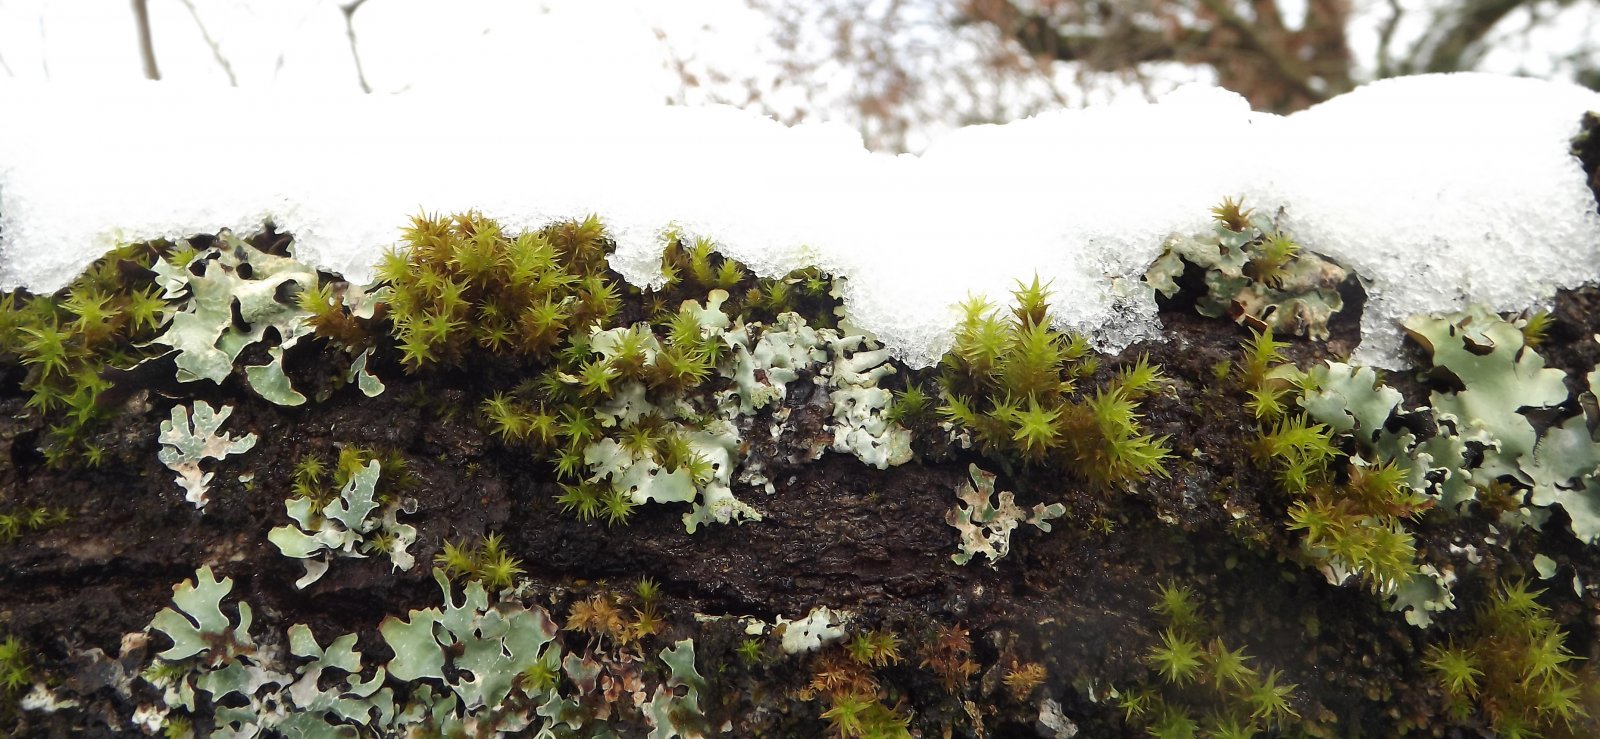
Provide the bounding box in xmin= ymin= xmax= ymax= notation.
xmin=936 ymin=277 xmax=1170 ymax=487
xmin=1146 ymin=195 xmax=1349 ymax=340
xmin=1426 ymin=580 xmax=1587 ymax=736
xmin=0 ymin=242 xmax=170 ymax=465
xmin=1119 ymin=581 xmax=1300 ymax=738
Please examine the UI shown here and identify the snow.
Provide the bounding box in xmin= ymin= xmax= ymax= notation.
xmin=0 ymin=73 xmax=1596 ymax=369
xmin=1265 ymin=74 xmax=1600 ymax=366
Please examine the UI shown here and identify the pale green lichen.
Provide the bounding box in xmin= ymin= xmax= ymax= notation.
xmin=576 ymin=284 xmax=912 ymax=533
xmin=1524 ymin=414 xmax=1600 ymax=542
xmin=148 ymin=231 xmax=382 ymax=406
xmin=1398 ymin=307 xmax=1600 ymax=541
xmin=727 ymin=311 xmax=827 ymax=414
xmin=773 ymin=607 xmax=851 ymax=654
xmin=825 ymin=330 xmax=913 ymax=469
xmin=156 ymin=400 xmax=257 ymax=509
xmin=1403 ymin=305 xmax=1569 ymax=483
xmin=267 ymin=459 xmax=417 ymax=589
xmin=643 ymin=640 xmax=708 ymax=739
xmin=378 ymin=570 xmax=558 ymax=714
xmin=143 ymin=565 xmax=707 ymax=737
xmin=1389 ymin=565 xmax=1458 ymax=629
xmin=1298 ymin=360 xmax=1475 ymax=511
xmin=1282 ymin=306 xmax=1600 ymax=624
xmin=1147 ymin=202 xmax=1348 ymax=340
xmin=345 ymin=347 xmax=385 ymax=398
xmin=150 ymin=232 xmax=319 ymax=404
xmin=1299 ymin=363 xmax=1401 ymax=443
xmin=144 ymin=566 xmax=271 ymax=721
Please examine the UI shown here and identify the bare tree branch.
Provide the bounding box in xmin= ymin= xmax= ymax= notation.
xmin=1416 ymin=0 xmax=1525 ymax=73
xmin=701 ymin=0 xmax=1572 ymax=150
xmin=177 ymin=0 xmax=237 ymax=86
xmin=1196 ymin=0 xmax=1323 ymax=104
xmin=965 ymin=0 xmax=1343 ymax=111
xmin=1002 ymin=11 xmax=1210 ymax=67
xmin=341 ymin=0 xmax=372 ymax=94
xmin=132 ymin=0 xmax=160 ymax=80
xmin=1375 ymin=0 xmax=1404 ymax=79
xmin=1252 ymin=0 xmax=1286 ymax=34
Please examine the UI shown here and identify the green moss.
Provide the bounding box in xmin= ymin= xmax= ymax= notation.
xmin=434 ymin=532 xmax=525 ymax=591
xmin=820 ymin=692 xmax=912 ymax=739
xmin=0 ymin=507 xmax=68 ymax=545
xmin=654 ymin=231 xmax=841 ymax=327
xmin=378 ymin=211 xmax=636 ymax=371
xmin=1120 ymin=581 xmax=1299 ymax=737
xmin=1427 ymin=580 xmax=1590 ymax=735
xmin=937 ymin=278 xmax=1170 ymax=488
xmin=0 ymin=242 xmax=174 ymax=463
xmin=0 ymin=635 xmax=31 ymax=695
xmin=1238 ymin=332 xmax=1430 ymax=602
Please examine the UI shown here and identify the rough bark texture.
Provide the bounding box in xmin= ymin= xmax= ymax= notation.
xmin=1 ymin=117 xmax=1599 ymax=739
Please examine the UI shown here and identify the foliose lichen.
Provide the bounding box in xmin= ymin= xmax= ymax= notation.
xmin=156 ymin=400 xmax=257 ymax=509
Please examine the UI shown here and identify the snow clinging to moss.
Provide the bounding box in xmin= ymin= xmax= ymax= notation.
xmin=0 ymin=73 xmax=1596 ymax=367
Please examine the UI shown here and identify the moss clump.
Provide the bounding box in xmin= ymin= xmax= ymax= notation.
xmin=917 ymin=623 xmax=977 ymax=694
xmin=805 ymin=628 xmax=911 ymax=739
xmin=1237 ymin=328 xmax=1431 ymax=599
xmin=434 ymin=532 xmax=525 ymax=591
xmin=378 ymin=212 xmax=620 ymax=369
xmin=936 ymin=277 xmax=1170 ymax=487
xmin=0 ymin=507 xmax=68 ymax=545
xmin=0 ymin=242 xmax=171 ymax=465
xmin=1120 ymin=582 xmax=1299 ymax=738
xmin=0 ymin=635 xmax=31 ymax=694
xmin=1426 ymin=580 xmax=1589 ymax=736
xmin=654 ymin=232 xmax=840 ymax=327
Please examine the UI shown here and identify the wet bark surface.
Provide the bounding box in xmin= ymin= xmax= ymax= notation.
xmin=2 ymin=284 xmax=1594 ymax=739
xmin=4 ymin=130 xmax=1600 ymax=737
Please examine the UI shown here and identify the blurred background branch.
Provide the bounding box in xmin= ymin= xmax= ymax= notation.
xmin=131 ymin=0 xmax=159 ymax=80
xmin=1 ymin=0 xmax=1594 ymax=152
xmin=659 ymin=0 xmax=1599 ymax=150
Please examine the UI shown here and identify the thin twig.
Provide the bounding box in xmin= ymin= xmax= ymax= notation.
xmin=177 ymin=0 xmax=237 ymax=86
xmin=132 ymin=0 xmax=160 ymax=80
xmin=341 ymin=0 xmax=372 ymax=94
xmin=1376 ymin=0 xmax=1403 ymax=77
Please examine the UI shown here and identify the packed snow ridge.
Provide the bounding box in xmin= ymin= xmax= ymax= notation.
xmin=0 ymin=74 xmax=1597 ymax=368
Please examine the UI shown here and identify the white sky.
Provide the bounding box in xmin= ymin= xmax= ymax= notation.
xmin=2 ymin=1 xmax=1594 ymax=138
xmin=0 ymin=0 xmax=728 ymax=102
